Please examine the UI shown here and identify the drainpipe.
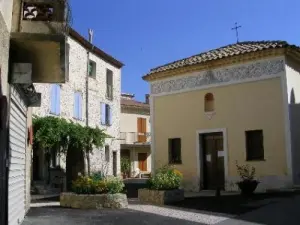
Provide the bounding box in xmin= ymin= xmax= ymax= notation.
xmin=85 ymin=29 xmax=93 ymax=176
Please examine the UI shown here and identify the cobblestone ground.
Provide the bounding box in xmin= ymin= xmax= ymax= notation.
xmin=22 ymin=195 xmax=300 ymax=225
xmin=22 ymin=200 xmax=230 ymax=225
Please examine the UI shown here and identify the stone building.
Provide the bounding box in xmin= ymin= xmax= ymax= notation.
xmin=33 ymin=28 xmax=124 ymax=186
xmin=120 ymin=93 xmax=151 ymax=178
xmin=144 ymin=41 xmax=300 ymax=192
xmin=0 ymin=1 xmax=69 ymax=225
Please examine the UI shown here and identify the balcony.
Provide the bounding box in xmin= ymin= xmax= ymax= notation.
xmin=9 ymin=0 xmax=70 ymax=83
xmin=120 ymin=132 xmax=151 ymax=145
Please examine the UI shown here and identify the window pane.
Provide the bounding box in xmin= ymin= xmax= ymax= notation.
xmin=246 ymin=130 xmax=264 ymax=160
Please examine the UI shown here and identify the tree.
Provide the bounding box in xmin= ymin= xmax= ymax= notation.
xmin=33 ymin=116 xmax=109 ymax=187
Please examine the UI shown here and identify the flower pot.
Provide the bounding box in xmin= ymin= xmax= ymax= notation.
xmin=237 ymin=180 xmax=259 ymax=196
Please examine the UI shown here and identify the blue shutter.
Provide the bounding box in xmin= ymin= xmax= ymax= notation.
xmin=74 ymin=92 xmax=78 ymax=118
xmin=56 ymin=85 xmax=60 ymax=115
xmin=50 ymin=84 xmax=56 ymax=114
xmin=78 ymin=93 xmax=82 ymax=119
xmin=101 ymin=103 xmax=106 ymax=125
xmin=108 ymin=105 xmax=112 ymax=126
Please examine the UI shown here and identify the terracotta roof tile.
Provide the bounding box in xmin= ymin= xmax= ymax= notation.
xmin=143 ymin=41 xmax=300 ymax=79
xmin=121 ymin=98 xmax=150 ymax=109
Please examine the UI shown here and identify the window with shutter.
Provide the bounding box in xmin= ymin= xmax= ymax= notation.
xmin=245 ymin=130 xmax=264 ymax=161
xmin=168 ymin=138 xmax=182 ymax=164
xmin=50 ymin=84 xmax=60 ymax=115
xmin=73 ymin=92 xmax=82 ymax=120
xmin=100 ymin=103 xmax=106 ymax=125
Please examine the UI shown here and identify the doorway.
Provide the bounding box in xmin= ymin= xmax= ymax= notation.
xmin=138 ymin=153 xmax=148 ymax=171
xmin=200 ymin=132 xmax=225 ymax=190
xmin=113 ymin=152 xmax=117 ymax=176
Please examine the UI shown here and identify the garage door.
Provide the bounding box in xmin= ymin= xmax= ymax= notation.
xmin=8 ymin=87 xmax=27 ymax=225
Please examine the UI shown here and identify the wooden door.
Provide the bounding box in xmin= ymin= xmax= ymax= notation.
xmin=202 ymin=132 xmax=225 ymax=190
xmin=138 ymin=153 xmax=148 ymax=171
xmin=137 ymin=118 xmax=147 ymax=143
xmin=113 ymin=152 xmax=117 ymax=176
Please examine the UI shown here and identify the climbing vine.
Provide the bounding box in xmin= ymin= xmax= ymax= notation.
xmin=33 ymin=116 xmax=110 ymax=179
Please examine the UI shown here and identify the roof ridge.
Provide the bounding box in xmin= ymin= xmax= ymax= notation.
xmin=148 ymin=40 xmax=295 ymax=75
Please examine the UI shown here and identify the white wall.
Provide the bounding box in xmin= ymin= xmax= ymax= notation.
xmin=286 ymin=58 xmax=300 ymax=184
xmin=120 ymin=112 xmax=150 ymax=133
xmin=0 ymin=0 xmax=13 ymax=32
xmin=0 ymin=8 xmax=11 ymax=96
xmin=33 ymin=35 xmax=122 ymax=176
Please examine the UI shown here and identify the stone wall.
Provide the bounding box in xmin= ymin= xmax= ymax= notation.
xmin=0 ymin=11 xmax=10 ymax=96
xmin=33 ymin=35 xmax=122 ymax=177
xmin=60 ymin=192 xmax=128 ymax=209
xmin=138 ymin=189 xmax=184 ymax=205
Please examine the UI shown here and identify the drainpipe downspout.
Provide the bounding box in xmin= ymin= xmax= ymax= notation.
xmin=85 ymin=29 xmax=93 ymax=176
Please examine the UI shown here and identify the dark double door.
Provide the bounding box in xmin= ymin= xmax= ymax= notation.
xmin=201 ymin=132 xmax=225 ymax=190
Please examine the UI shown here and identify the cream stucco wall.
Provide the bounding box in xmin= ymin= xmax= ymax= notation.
xmin=153 ymin=78 xmax=288 ymax=191
xmin=150 ymin=56 xmax=293 ymax=192
xmin=33 ymin=36 xmax=122 ymax=177
xmin=120 ymin=113 xmax=150 ymax=133
xmin=285 ymin=58 xmax=300 ymax=184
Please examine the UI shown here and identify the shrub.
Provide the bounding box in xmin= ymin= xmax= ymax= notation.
xmin=105 ymin=176 xmax=125 ymax=194
xmin=72 ymin=175 xmax=124 ymax=194
xmin=235 ymin=161 xmax=256 ymax=181
xmin=121 ymin=157 xmax=131 ymax=176
xmin=147 ymin=165 xmax=183 ymax=190
xmin=91 ymin=171 xmax=105 ymax=182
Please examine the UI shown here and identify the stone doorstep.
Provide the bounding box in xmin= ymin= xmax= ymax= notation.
xmin=60 ymin=192 xmax=129 ymax=209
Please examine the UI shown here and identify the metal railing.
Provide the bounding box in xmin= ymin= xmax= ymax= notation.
xmin=120 ymin=132 xmax=151 ymax=145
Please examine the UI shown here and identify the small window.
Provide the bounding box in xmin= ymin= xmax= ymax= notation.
xmin=168 ymin=138 xmax=182 ymax=164
xmin=106 ymin=69 xmax=113 ymax=100
xmin=50 ymin=84 xmax=60 ymax=115
xmin=245 ymin=130 xmax=264 ymax=161
xmin=204 ymin=93 xmax=214 ymax=112
xmin=88 ymin=60 xmax=96 ymax=78
xmin=101 ymin=103 xmax=112 ymax=126
xmin=105 ymin=146 xmax=110 ymax=162
xmin=73 ymin=92 xmax=82 ymax=120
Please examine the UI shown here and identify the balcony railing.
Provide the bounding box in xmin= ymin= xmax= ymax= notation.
xmin=120 ymin=132 xmax=151 ymax=145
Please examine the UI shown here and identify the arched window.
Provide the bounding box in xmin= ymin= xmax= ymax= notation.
xmin=204 ymin=93 xmax=214 ymax=112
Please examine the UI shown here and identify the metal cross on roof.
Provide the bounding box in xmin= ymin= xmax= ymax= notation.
xmin=231 ymin=22 xmax=242 ymax=43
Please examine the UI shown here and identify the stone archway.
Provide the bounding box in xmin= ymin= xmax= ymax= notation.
xmin=66 ymin=148 xmax=85 ymax=191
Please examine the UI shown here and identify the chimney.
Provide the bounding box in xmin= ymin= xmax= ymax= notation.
xmin=145 ymin=94 xmax=150 ymax=104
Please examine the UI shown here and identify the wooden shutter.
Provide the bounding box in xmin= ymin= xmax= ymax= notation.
xmin=101 ymin=103 xmax=106 ymax=125
xmin=137 ymin=118 xmax=147 ymax=142
xmin=56 ymin=85 xmax=60 ymax=115
xmin=78 ymin=93 xmax=82 ymax=119
xmin=74 ymin=92 xmax=78 ymax=118
xmin=108 ymin=105 xmax=112 ymax=126
xmin=50 ymin=84 xmax=56 ymax=114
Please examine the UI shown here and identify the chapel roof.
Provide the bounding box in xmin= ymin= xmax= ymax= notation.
xmin=143 ymin=41 xmax=300 ymax=80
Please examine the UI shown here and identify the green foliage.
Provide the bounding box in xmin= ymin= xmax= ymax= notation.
xmin=33 ymin=116 xmax=109 ymax=155
xmin=147 ymin=165 xmax=183 ymax=190
xmin=105 ymin=176 xmax=125 ymax=194
xmin=72 ymin=175 xmax=124 ymax=195
xmin=121 ymin=157 xmax=131 ymax=174
xmin=91 ymin=171 xmax=105 ymax=182
xmin=236 ymin=161 xmax=256 ymax=181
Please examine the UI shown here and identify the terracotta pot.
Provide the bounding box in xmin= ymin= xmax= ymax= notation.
xmin=237 ymin=180 xmax=259 ymax=196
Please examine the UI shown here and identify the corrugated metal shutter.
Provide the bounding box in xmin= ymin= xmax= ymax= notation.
xmin=8 ymin=87 xmax=27 ymax=225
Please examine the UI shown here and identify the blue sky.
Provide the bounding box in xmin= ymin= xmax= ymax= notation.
xmin=70 ymin=0 xmax=300 ymax=102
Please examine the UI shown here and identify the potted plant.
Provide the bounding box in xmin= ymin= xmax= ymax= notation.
xmin=138 ymin=165 xmax=184 ymax=205
xmin=121 ymin=157 xmax=131 ymax=179
xmin=236 ymin=161 xmax=259 ymax=196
